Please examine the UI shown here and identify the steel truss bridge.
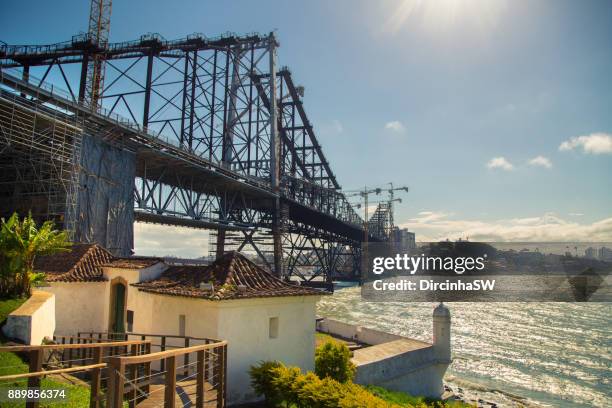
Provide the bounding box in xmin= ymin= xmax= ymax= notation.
xmin=0 ymin=32 xmax=392 ymax=287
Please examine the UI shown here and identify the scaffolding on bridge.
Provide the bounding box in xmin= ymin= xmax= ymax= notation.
xmin=0 ymin=28 xmax=383 ymax=287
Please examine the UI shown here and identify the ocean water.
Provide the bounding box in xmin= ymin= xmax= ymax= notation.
xmin=317 ymin=285 xmax=611 ymax=407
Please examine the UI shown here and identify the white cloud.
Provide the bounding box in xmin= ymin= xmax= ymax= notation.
xmin=319 ymin=119 xmax=344 ymax=136
xmin=568 ymin=213 xmax=584 ymax=217
xmin=528 ymin=155 xmax=552 ymax=169
xmin=385 ymin=120 xmax=406 ymax=133
xmin=134 ymin=223 xmax=210 ymax=258
xmin=400 ymin=211 xmax=612 ymax=242
xmin=486 ymin=156 xmax=514 ymax=171
xmin=416 ymin=211 xmax=453 ymax=222
xmin=559 ymin=132 xmax=612 ymax=155
xmin=331 ymin=119 xmax=344 ymax=134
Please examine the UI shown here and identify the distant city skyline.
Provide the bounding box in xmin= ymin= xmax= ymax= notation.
xmin=2 ymin=0 xmax=610 ymax=256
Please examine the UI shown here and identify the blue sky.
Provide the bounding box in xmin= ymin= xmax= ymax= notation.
xmin=1 ymin=0 xmax=611 ymax=252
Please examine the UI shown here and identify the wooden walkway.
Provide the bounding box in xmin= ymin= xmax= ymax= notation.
xmin=136 ymin=379 xmax=218 ymax=408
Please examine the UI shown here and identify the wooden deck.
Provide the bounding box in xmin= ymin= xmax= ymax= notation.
xmin=136 ymin=379 xmax=218 ymax=407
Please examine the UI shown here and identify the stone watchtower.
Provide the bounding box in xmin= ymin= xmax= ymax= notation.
xmin=432 ymin=302 xmax=452 ymax=394
xmin=433 ymin=302 xmax=452 ymax=362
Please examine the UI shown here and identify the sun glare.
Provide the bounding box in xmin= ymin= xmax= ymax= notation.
xmin=385 ymin=0 xmax=506 ymax=35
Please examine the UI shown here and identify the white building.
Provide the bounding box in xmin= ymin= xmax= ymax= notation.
xmin=598 ymin=246 xmax=612 ymax=262
xmin=393 ymin=228 xmax=416 ymax=250
xmin=585 ymin=247 xmax=597 ymax=259
xmin=35 ymin=244 xmax=323 ymax=404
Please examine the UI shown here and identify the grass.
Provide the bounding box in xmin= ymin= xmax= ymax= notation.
xmin=366 ymin=385 xmax=475 ymax=408
xmin=0 ymin=297 xmax=91 ymax=407
xmin=0 ymin=297 xmax=26 ymax=324
xmin=249 ymin=385 xmax=476 ymax=408
xmin=315 ymin=332 xmax=345 ymax=348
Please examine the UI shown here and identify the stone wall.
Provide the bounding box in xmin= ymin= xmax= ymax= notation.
xmin=2 ymin=291 xmax=55 ymax=345
xmin=316 ymin=318 xmax=404 ymax=345
xmin=317 ymin=316 xmax=451 ymax=398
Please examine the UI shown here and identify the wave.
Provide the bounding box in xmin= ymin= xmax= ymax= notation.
xmin=317 ymin=286 xmax=611 ymax=408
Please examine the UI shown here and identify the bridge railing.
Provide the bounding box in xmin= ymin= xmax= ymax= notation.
xmin=282 ymin=175 xmax=370 ymax=231
xmin=77 ymin=331 xmax=222 ymax=374
xmin=0 ymin=67 xmax=272 ymax=190
xmin=0 ymin=66 xmax=182 ymax=146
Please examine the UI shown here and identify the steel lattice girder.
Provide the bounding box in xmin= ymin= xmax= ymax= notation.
xmin=0 ymin=31 xmax=387 ymax=284
xmin=0 ymin=41 xmax=372 ymax=237
xmin=0 ymin=35 xmax=340 ymax=190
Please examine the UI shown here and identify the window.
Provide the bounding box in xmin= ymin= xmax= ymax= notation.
xmin=179 ymin=314 xmax=186 ymax=337
xmin=127 ymin=310 xmax=134 ymax=332
xmin=269 ymin=317 xmax=279 ymax=339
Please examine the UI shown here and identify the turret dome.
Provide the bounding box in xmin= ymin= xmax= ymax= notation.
xmin=433 ymin=302 xmax=450 ymax=318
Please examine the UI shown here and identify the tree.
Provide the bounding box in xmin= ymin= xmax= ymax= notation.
xmin=315 ymin=341 xmax=356 ymax=383
xmin=0 ymin=212 xmax=71 ymax=297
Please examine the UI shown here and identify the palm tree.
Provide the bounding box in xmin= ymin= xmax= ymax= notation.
xmin=0 ymin=212 xmax=72 ymax=297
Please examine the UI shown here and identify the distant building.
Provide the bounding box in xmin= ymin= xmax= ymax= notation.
xmin=585 ymin=247 xmax=597 ymax=259
xmin=515 ymin=249 xmax=545 ymax=263
xmin=599 ymin=247 xmax=612 ymax=262
xmin=393 ymin=228 xmax=416 ymax=250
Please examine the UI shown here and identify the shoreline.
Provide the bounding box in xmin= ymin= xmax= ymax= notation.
xmin=444 ymin=376 xmax=546 ymax=408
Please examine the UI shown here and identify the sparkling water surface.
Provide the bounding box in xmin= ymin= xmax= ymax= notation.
xmin=317 ymin=285 xmax=611 ymax=407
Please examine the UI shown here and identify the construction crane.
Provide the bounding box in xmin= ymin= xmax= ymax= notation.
xmin=84 ymin=0 xmax=112 ymax=108
xmin=386 ymin=183 xmax=408 ymax=235
xmin=346 ymin=184 xmax=409 ymax=236
xmin=346 ymin=184 xmax=409 ymax=272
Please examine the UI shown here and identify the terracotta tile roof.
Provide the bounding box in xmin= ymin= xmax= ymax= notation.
xmin=133 ymin=251 xmax=325 ymax=300
xmin=103 ymin=257 xmax=163 ymax=269
xmin=35 ymin=243 xmax=113 ymax=282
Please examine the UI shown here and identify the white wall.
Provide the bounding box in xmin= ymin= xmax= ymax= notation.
xmin=317 ymin=318 xmax=404 ymax=345
xmin=103 ymin=263 xmax=166 ymax=285
xmin=138 ymin=263 xmax=166 ymax=282
xmin=131 ymin=291 xmax=220 ymax=343
xmin=38 ymin=263 xmax=187 ymax=337
xmin=2 ymin=291 xmax=56 ymax=345
xmin=129 ymin=289 xmax=319 ymax=405
xmin=353 ymin=345 xmax=445 ymax=398
xmin=42 ymin=282 xmax=108 ymax=335
xmin=359 ymin=363 xmax=445 ymax=398
xmin=217 ymin=296 xmax=319 ymax=404
xmin=319 ymin=317 xmax=451 ymax=399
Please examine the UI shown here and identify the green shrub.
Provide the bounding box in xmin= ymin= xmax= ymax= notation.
xmin=367 ymin=385 xmax=475 ymax=408
xmin=315 ymin=341 xmax=356 ymax=383
xmin=249 ymin=360 xmax=395 ymax=408
xmin=271 ymin=365 xmax=302 ymax=405
xmin=249 ymin=360 xmax=283 ymax=403
xmin=340 ymin=382 xmax=398 ymax=408
xmin=297 ymin=376 xmax=344 ymax=408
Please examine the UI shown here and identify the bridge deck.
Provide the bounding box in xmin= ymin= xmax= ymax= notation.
xmin=0 ymin=72 xmax=369 ymax=241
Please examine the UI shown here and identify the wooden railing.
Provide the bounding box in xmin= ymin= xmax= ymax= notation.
xmin=78 ymin=331 xmax=221 ymax=375
xmin=105 ymin=340 xmax=228 ymax=408
xmin=0 ymin=339 xmax=151 ymax=408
